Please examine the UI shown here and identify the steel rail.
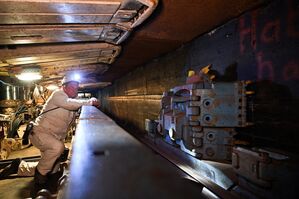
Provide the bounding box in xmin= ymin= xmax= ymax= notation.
xmin=138 ymin=135 xmax=239 ymax=199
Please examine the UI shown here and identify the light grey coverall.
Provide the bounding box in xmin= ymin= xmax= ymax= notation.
xmin=24 ymin=89 xmax=93 ymax=176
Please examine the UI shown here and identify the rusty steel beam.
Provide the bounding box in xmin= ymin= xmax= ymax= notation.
xmin=0 ymin=0 xmax=120 ymax=24
xmin=131 ymin=0 xmax=159 ymax=28
xmin=80 ymin=82 xmax=112 ymax=89
xmin=61 ymin=106 xmax=205 ymax=199
xmin=0 ymin=0 xmax=121 ymax=6
xmin=0 ymin=0 xmax=158 ymax=27
xmin=0 ymin=43 xmax=121 ymax=58
xmin=5 ymin=48 xmax=118 ymax=65
xmin=6 ymin=51 xmax=102 ymax=65
xmin=0 ymin=0 xmax=160 ymax=82
xmin=41 ymin=64 xmax=109 ymax=77
xmin=0 ymin=24 xmax=130 ymax=45
xmin=0 ymin=24 xmax=106 ymax=31
xmin=7 ymin=60 xmax=111 ymax=83
xmin=41 ymin=63 xmax=109 ymax=73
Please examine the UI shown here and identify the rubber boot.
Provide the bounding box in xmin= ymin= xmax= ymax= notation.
xmin=47 ymin=170 xmax=63 ymax=194
xmin=0 ymin=158 xmax=21 ymax=179
xmin=32 ymin=169 xmax=48 ymax=197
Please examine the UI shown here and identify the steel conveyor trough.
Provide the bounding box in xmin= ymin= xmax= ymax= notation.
xmin=61 ymin=106 xmax=207 ymax=199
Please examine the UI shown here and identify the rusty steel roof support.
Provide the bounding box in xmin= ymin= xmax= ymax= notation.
xmin=0 ymin=0 xmax=159 ymax=88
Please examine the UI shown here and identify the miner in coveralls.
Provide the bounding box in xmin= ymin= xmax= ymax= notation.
xmin=0 ymin=74 xmax=99 ymax=194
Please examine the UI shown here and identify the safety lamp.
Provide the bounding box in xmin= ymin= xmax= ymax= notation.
xmin=73 ymin=73 xmax=81 ymax=81
xmin=16 ymin=68 xmax=42 ymax=81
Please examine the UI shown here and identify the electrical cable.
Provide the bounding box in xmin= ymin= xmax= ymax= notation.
xmin=0 ymin=80 xmax=14 ymax=87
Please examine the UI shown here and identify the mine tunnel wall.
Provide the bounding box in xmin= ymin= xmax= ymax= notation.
xmin=99 ymin=0 xmax=299 ymax=152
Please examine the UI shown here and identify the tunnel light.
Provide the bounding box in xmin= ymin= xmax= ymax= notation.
xmin=16 ymin=72 xmax=42 ymax=81
xmin=16 ymin=68 xmax=42 ymax=81
xmin=46 ymin=84 xmax=59 ymax=91
xmin=74 ymin=73 xmax=81 ymax=81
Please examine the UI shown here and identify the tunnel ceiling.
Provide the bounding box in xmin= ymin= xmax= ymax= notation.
xmin=0 ymin=0 xmax=266 ymax=89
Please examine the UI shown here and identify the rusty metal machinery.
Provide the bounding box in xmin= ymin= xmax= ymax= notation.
xmin=156 ymin=67 xmax=250 ymax=161
xmin=145 ymin=66 xmax=299 ymax=198
xmin=0 ymin=80 xmax=47 ymax=160
xmin=232 ymin=146 xmax=299 ymax=199
xmin=0 ymin=80 xmax=32 ymax=137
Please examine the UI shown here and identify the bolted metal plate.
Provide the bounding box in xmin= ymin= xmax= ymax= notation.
xmin=41 ymin=63 xmax=109 ymax=77
xmin=5 ymin=49 xmax=117 ymax=65
xmin=199 ymin=82 xmax=247 ymax=127
xmin=0 ymin=24 xmax=130 ymax=45
xmin=0 ymin=43 xmax=120 ymax=58
xmin=0 ymin=1 xmax=120 ymax=24
xmin=0 ymin=0 xmax=158 ymax=45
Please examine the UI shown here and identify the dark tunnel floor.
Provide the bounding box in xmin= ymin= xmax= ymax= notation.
xmin=0 ymin=142 xmax=71 ymax=199
xmin=0 ymin=176 xmax=34 ymax=199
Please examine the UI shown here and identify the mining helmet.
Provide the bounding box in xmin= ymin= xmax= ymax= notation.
xmin=61 ymin=74 xmax=80 ymax=85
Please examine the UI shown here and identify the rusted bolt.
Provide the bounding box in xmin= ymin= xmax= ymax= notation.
xmin=205 ymin=147 xmax=215 ymax=157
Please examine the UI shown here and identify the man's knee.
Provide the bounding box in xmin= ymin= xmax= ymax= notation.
xmin=49 ymin=140 xmax=65 ymax=156
xmin=54 ymin=142 xmax=65 ymax=155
